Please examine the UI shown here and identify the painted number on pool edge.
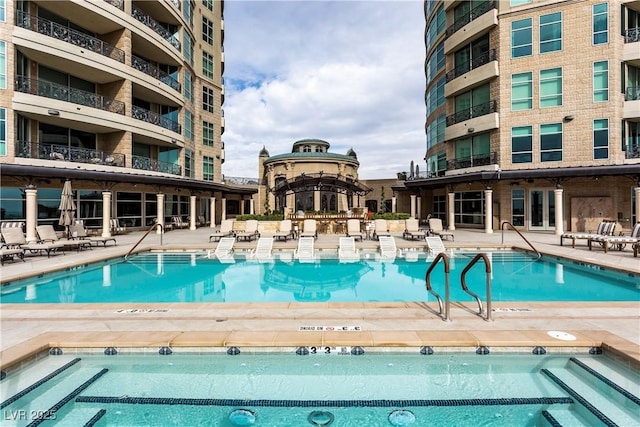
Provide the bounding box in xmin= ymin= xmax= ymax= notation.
xmin=309 ymin=346 xmax=351 ymax=354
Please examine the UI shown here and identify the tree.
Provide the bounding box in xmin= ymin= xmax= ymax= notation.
xmin=379 ymin=186 xmax=387 ymax=213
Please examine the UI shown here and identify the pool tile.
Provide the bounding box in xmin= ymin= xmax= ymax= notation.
xmin=171 ymin=331 xmax=231 ymax=347
xmin=322 ymin=331 xmax=373 ymax=346
xmin=274 ymin=331 xmax=324 ymax=346
xmin=371 ymin=331 xmax=423 ymax=346
xmin=414 ymin=331 xmax=478 ymax=347
xmin=225 ymin=331 xmax=279 ymax=346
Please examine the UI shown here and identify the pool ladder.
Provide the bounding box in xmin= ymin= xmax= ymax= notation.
xmin=425 ymin=252 xmax=493 ymax=322
xmin=125 ymin=223 xmax=164 ymax=260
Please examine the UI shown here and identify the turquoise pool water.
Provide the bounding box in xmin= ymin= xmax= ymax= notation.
xmin=0 ymin=251 xmax=638 ymax=303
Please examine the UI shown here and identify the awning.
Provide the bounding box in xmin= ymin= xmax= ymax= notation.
xmin=271 ymin=172 xmax=371 ymax=196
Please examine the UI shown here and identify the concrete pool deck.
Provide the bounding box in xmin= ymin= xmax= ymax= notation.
xmin=1 ymin=228 xmax=638 ymax=371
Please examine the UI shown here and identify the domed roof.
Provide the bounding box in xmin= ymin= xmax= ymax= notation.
xmin=259 ymin=146 xmax=270 ymax=157
xmin=346 ymin=147 xmax=357 ymax=159
xmin=291 ymin=138 xmax=330 ymax=152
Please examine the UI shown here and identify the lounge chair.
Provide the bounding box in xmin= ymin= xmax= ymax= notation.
xmin=372 ymin=219 xmax=391 ymax=240
xmin=295 ymin=237 xmax=316 ymax=262
xmin=109 ymin=218 xmax=127 ymax=235
xmin=378 ymin=236 xmax=397 ymax=260
xmin=1 ymin=227 xmax=66 ymax=258
xmin=0 ymin=247 xmax=25 ymax=265
xmin=588 ymin=222 xmax=640 ymax=253
xmin=69 ymin=223 xmax=117 ymax=247
xmin=213 ymin=237 xmax=236 ymax=260
xmin=403 ymin=218 xmax=425 ymax=240
xmin=300 ymin=219 xmax=317 ymax=239
xmin=274 ymin=220 xmax=294 ymax=241
xmin=236 ymin=220 xmax=260 ymax=241
xmin=36 ymin=225 xmax=90 ymax=251
xmin=209 ymin=219 xmax=235 ymax=242
xmin=560 ymin=220 xmax=616 ymax=248
xmin=171 ymin=216 xmax=189 ymax=229
xmin=425 ymin=236 xmax=446 ymax=257
xmin=252 ymin=237 xmax=274 ymax=262
xmin=428 ymin=218 xmax=454 ymax=241
xmin=345 ymin=219 xmax=363 ymax=241
xmin=338 ymin=237 xmax=360 ymax=262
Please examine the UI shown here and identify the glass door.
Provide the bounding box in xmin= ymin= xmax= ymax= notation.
xmin=529 ymin=189 xmax=555 ymax=230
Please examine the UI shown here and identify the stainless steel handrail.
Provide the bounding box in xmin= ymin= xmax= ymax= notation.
xmin=424 ymin=252 xmax=451 ymax=321
xmin=125 ymin=223 xmax=163 ymax=260
xmin=460 ymin=253 xmax=493 ymax=321
xmin=501 ymin=221 xmax=541 ymax=259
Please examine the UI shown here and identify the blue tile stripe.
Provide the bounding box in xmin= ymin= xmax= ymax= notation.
xmin=541 ymin=410 xmax=563 ymax=427
xmin=541 ymin=368 xmax=618 ymax=427
xmin=26 ymin=368 xmax=108 ymax=427
xmin=569 ymin=357 xmax=640 ymax=406
xmin=0 ymin=358 xmax=81 ymax=409
xmin=83 ymin=409 xmax=107 ymax=427
xmin=76 ymin=396 xmax=572 ymax=408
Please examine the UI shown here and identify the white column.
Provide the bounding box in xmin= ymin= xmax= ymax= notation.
xmin=25 ymin=188 xmax=38 ymax=243
xmin=410 ymin=195 xmax=417 ymax=218
xmin=102 ymin=191 xmax=112 ymax=238
xmin=635 ymin=187 xmax=640 ymax=224
xmin=221 ymin=197 xmax=227 ymax=221
xmin=447 ymin=192 xmax=456 ymax=230
xmin=240 ymin=197 xmax=245 ymax=215
xmin=554 ymin=188 xmax=564 ymax=235
xmin=391 ymin=196 xmax=397 ymax=213
xmin=417 ymin=196 xmax=422 ymax=220
xmin=484 ymin=189 xmax=493 ymax=234
xmin=210 ymin=197 xmax=217 ymax=227
xmin=313 ymin=190 xmax=320 ymax=211
xmin=189 ymin=195 xmax=197 ymax=230
xmin=156 ymin=193 xmax=165 ymax=234
xmin=249 ymin=198 xmax=255 ymax=215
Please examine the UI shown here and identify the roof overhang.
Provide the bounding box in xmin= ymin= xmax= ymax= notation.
xmin=271 ymin=172 xmax=371 ymax=196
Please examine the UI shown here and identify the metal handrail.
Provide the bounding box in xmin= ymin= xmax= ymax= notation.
xmin=460 ymin=253 xmax=493 ymax=321
xmin=501 ymin=221 xmax=541 ymax=259
xmin=125 ymin=223 xmax=163 ymax=260
xmin=424 ymin=252 xmax=451 ymax=321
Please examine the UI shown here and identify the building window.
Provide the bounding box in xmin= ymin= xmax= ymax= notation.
xmin=593 ymin=61 xmax=608 ymax=102
xmin=426 ymin=4 xmax=445 ymax=52
xmin=202 ymin=17 xmax=214 ymax=45
xmin=184 ymin=71 xmax=193 ymax=103
xmin=203 ymin=86 xmax=215 ymax=113
xmin=540 ymin=123 xmax=562 ymax=162
xmin=303 ymin=145 xmax=311 ymax=152
xmin=426 ymin=42 xmax=445 ymax=85
xmin=203 ymin=156 xmax=214 ymax=181
xmin=0 ymin=108 xmax=5 ymax=156
xmin=511 ymin=126 xmax=532 ymax=163
xmin=454 ymin=133 xmax=490 ymax=168
xmin=426 ymin=151 xmax=446 ymax=178
xmin=185 ymin=109 xmax=194 ymax=141
xmin=183 ymin=0 xmax=194 ymax=28
xmin=0 ymin=41 xmax=5 ymax=89
xmin=202 ymin=0 xmax=213 ymax=12
xmin=432 ymin=194 xmax=446 ymax=222
xmin=202 ymin=52 xmax=214 ymax=79
xmin=539 ymin=12 xmax=562 ymax=53
xmin=454 ymin=191 xmax=484 ymax=226
xmin=426 ymin=77 xmax=446 ymax=116
xmin=593 ymin=3 xmax=608 ymax=45
xmin=511 ymin=72 xmax=532 ymax=111
xmin=593 ymin=119 xmax=609 ymax=159
xmin=426 ymin=115 xmax=446 ymax=150
xmin=0 ymin=0 xmax=5 ymax=21
xmin=511 ymin=189 xmax=525 ymax=226
xmin=539 ymin=68 xmax=562 ymax=108
xmin=203 ymin=121 xmax=214 ymax=147
xmin=184 ymin=149 xmax=194 ymax=178
xmin=510 ymin=0 xmax=531 ymax=5
xmin=511 ymin=18 xmax=532 ymax=58
xmin=184 ymin=32 xmax=193 ymax=66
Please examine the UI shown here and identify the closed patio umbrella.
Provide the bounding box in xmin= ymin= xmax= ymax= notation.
xmin=58 ymin=180 xmax=76 ymax=238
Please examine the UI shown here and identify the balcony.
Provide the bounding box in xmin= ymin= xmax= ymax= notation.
xmin=15 ymin=76 xmax=126 ymax=115
xmin=626 ymin=86 xmax=640 ymax=101
xmin=15 ymin=141 xmax=126 ymax=167
xmin=132 ymin=106 xmax=181 ymax=133
xmin=446 ymin=49 xmax=496 ymax=82
xmin=624 ymin=27 xmax=640 ymax=43
xmin=446 ymin=100 xmax=497 ymax=126
xmin=625 ymin=145 xmax=640 ymax=159
xmin=132 ymin=5 xmax=181 ymax=51
xmin=103 ymin=0 xmax=124 ymax=10
xmin=16 ymin=11 xmax=125 ymax=63
xmin=132 ymin=55 xmax=181 ymax=92
xmin=132 ymin=155 xmax=181 ymax=175
xmin=446 ymin=152 xmax=498 ymax=171
xmin=446 ymin=0 xmax=497 ymax=37
xmin=167 ymin=0 xmax=181 ymax=10
xmin=624 ymin=86 xmax=640 ymax=119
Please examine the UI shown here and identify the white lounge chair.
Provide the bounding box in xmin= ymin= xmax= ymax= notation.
xmin=253 ymin=237 xmax=274 ymax=261
xmin=274 ymin=220 xmax=294 ymax=241
xmin=0 ymin=247 xmax=25 ymax=265
xmin=378 ymin=236 xmax=397 ymax=260
xmin=300 ymin=219 xmax=317 ymax=239
xmin=295 ymin=237 xmax=316 ymax=262
xmin=589 ymin=222 xmax=640 ymax=253
xmin=209 ymin=219 xmax=235 ymax=242
xmin=425 ymin=236 xmax=446 ymax=257
xmin=1 ymin=227 xmax=66 ymax=258
xmin=561 ymin=220 xmax=616 ymax=248
xmin=338 ymin=237 xmax=360 ymax=262
xmin=403 ymin=218 xmax=425 ymax=240
xmin=36 ymin=225 xmax=90 ymax=251
xmin=346 ymin=219 xmax=363 ymax=241
xmin=213 ymin=237 xmax=236 ymax=260
xmin=69 ymin=223 xmax=117 ymax=247
xmin=236 ymin=220 xmax=260 ymax=241
xmin=109 ymin=218 xmax=127 ymax=235
xmin=428 ymin=218 xmax=454 ymax=241
xmin=373 ymin=219 xmax=391 ymax=240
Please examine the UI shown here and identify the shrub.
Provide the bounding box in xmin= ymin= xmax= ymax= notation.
xmin=371 ymin=212 xmax=410 ymax=220
xmin=235 ymin=213 xmax=284 ymax=221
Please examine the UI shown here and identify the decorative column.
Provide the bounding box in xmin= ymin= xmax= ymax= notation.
xmin=189 ymin=195 xmax=197 ymax=230
xmin=25 ymin=187 xmax=38 ymax=243
xmin=210 ymin=197 xmax=216 ymax=228
xmin=410 ymin=195 xmax=417 ymax=218
xmin=554 ymin=188 xmax=564 ymax=235
xmin=635 ymin=186 xmax=640 ymax=224
xmin=447 ymin=192 xmax=456 ymax=230
xmin=221 ymin=197 xmax=227 ymax=221
xmin=313 ymin=190 xmax=321 ymax=211
xmin=240 ymin=197 xmax=245 ymax=215
xmin=249 ymin=198 xmax=255 ymax=215
xmin=484 ymin=189 xmax=493 ymax=234
xmin=417 ymin=196 xmax=422 ymax=221
xmin=102 ymin=191 xmax=112 ymax=237
xmin=391 ymin=196 xmax=397 ymax=213
xmin=156 ymin=193 xmax=165 ymax=234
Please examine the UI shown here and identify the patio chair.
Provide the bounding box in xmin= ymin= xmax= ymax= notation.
xmin=274 ymin=220 xmax=294 ymax=241
xmin=403 ymin=218 xmax=425 ymax=240
xmin=0 ymin=247 xmax=25 ymax=265
xmin=1 ymin=227 xmax=66 ymax=258
xmin=428 ymin=218 xmax=454 ymax=241
xmin=252 ymin=237 xmax=274 ymax=262
xmin=560 ymin=220 xmax=616 ymax=248
xmin=36 ymin=225 xmax=90 ymax=251
xmin=588 ymin=222 xmax=640 ymax=253
xmin=338 ymin=236 xmax=360 ymax=262
xmin=68 ymin=223 xmax=117 ymax=247
xmin=209 ymin=219 xmax=235 ymax=242
xmin=295 ymin=237 xmax=316 ymax=262
xmin=213 ymin=237 xmax=236 ymax=259
xmin=378 ymin=236 xmax=397 ymax=260
xmin=372 ymin=219 xmax=391 ymax=240
xmin=346 ymin=219 xmax=363 ymax=241
xmin=236 ymin=220 xmax=260 ymax=241
xmin=425 ymin=236 xmax=446 ymax=257
xmin=110 ymin=218 xmax=127 ymax=235
xmin=171 ymin=216 xmax=189 ymax=229
xmin=300 ymin=219 xmax=317 ymax=239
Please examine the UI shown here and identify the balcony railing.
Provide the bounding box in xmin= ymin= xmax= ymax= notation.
xmin=624 ymin=27 xmax=640 ymax=43
xmin=16 ymin=11 xmax=125 ymax=63
xmin=625 ymin=145 xmax=640 ymax=159
xmin=132 ymin=106 xmax=181 ymax=133
xmin=446 ymin=0 xmax=497 ymax=37
xmin=132 ymin=5 xmax=181 ymax=51
xmin=15 ymin=76 xmax=126 ymax=115
xmin=15 ymin=141 xmax=126 ymax=167
xmin=132 ymin=55 xmax=181 ymax=92
xmin=446 ymin=100 xmax=497 ymax=126
xmin=447 ymin=152 xmax=498 ymax=170
xmin=132 ymin=155 xmax=181 ymax=175
xmin=446 ymin=49 xmax=497 ymax=82
xmin=625 ymin=86 xmax=640 ymax=101
xmin=103 ymin=0 xmax=124 ymax=10
xmin=167 ymin=0 xmax=181 ymax=10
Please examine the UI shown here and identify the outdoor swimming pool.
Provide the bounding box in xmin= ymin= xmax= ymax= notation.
xmin=0 ymin=251 xmax=638 ymax=304
xmin=1 ymin=350 xmax=638 ymax=426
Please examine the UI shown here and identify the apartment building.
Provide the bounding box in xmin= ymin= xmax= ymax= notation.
xmin=408 ymin=0 xmax=640 ymax=233
xmin=0 ymin=0 xmax=254 ymax=239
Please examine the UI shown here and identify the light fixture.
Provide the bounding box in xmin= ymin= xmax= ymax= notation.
xmin=48 ymin=109 xmax=60 ymax=116
xmin=563 ymin=115 xmax=574 ymax=122
xmin=468 ymin=127 xmax=475 ymax=133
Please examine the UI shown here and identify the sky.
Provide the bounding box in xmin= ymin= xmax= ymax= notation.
xmin=221 ymin=0 xmax=426 ymax=180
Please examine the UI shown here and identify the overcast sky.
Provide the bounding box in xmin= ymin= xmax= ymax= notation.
xmin=221 ymin=0 xmax=425 ymax=180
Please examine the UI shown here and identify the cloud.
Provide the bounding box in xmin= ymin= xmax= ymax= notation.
xmin=222 ymin=0 xmax=425 ymax=179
